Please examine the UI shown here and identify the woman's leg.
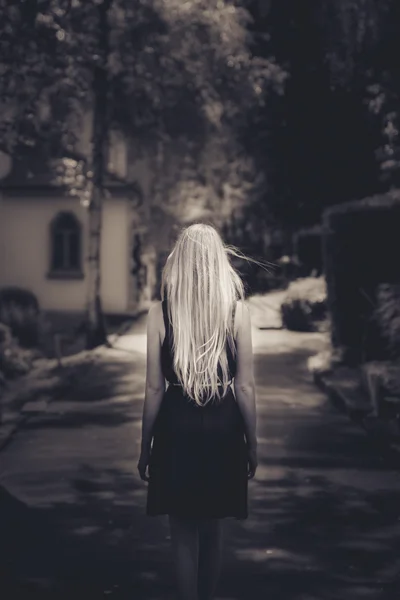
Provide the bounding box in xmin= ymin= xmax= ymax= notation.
xmin=197 ymin=518 xmax=224 ymax=600
xmin=168 ymin=515 xmax=199 ymax=600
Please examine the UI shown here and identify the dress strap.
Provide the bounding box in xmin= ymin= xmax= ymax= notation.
xmin=227 ymin=300 xmax=237 ymax=360
xmin=161 ymin=298 xmax=172 ymax=348
xmin=232 ymin=300 xmax=237 ymax=333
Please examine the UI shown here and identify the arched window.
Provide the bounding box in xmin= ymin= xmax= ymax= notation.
xmin=49 ymin=212 xmax=83 ymax=278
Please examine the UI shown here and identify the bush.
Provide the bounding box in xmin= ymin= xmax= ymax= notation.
xmin=322 ymin=189 xmax=400 ymax=364
xmin=0 ymin=287 xmax=41 ymax=347
xmin=0 ymin=287 xmax=39 ymax=311
xmin=0 ymin=323 xmax=34 ymax=379
xmin=280 ymin=276 xmax=327 ymax=332
xmin=373 ymin=284 xmax=400 ymax=358
xmin=0 ymin=322 xmax=12 ymax=345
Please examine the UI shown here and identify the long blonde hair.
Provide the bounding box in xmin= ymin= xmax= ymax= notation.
xmin=161 ymin=223 xmax=246 ymax=406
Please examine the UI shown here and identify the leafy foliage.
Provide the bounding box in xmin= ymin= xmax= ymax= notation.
xmin=0 ymin=0 xmax=285 ymax=231
xmin=111 ymin=0 xmax=284 ymax=137
xmin=0 ymin=0 xmax=286 ymax=346
xmin=0 ymin=323 xmax=36 ymax=378
xmin=317 ymin=0 xmax=400 ymax=188
xmin=0 ymin=0 xmax=284 ymax=153
xmin=0 ymin=0 xmax=90 ymax=154
xmin=239 ymin=0 xmax=400 ymax=228
xmin=374 ymin=284 xmax=400 ymax=358
xmin=0 ymin=287 xmax=41 ymax=347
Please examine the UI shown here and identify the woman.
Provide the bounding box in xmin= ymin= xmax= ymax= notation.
xmin=138 ymin=223 xmax=258 ymax=600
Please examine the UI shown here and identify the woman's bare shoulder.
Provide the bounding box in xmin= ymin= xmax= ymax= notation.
xmin=236 ymin=299 xmax=249 ymax=316
xmin=147 ymin=301 xmax=164 ymax=329
xmin=148 ymin=300 xmax=163 ymax=316
xmin=234 ymin=299 xmax=249 ymax=337
xmin=152 ymin=300 xmax=163 ymax=312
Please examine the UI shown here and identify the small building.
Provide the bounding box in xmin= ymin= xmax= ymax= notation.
xmin=0 ymin=111 xmax=237 ymax=331
xmin=0 ymin=135 xmax=158 ymax=321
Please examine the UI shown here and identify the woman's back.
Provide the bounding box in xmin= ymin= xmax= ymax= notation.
xmin=146 ymin=296 xmax=249 ymax=519
xmin=160 ymin=296 xmax=239 ymax=390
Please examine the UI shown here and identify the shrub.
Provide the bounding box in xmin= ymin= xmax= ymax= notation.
xmin=0 ymin=322 xmax=12 ymax=345
xmin=280 ymin=276 xmax=327 ymax=332
xmin=373 ymin=284 xmax=400 ymax=358
xmin=0 ymin=287 xmax=39 ymax=311
xmin=0 ymin=323 xmax=34 ymax=379
xmin=0 ymin=287 xmax=41 ymax=347
xmin=322 ymin=189 xmax=400 ymax=364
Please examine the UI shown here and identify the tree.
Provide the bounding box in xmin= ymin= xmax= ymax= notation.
xmin=240 ymin=0 xmax=392 ymax=228
xmin=85 ymin=0 xmax=112 ymax=348
xmin=0 ymin=0 xmax=76 ymax=153
xmin=1 ymin=0 xmax=284 ymax=346
xmin=110 ymin=0 xmax=285 ymax=230
xmin=1 ymin=0 xmax=114 ymax=348
xmin=317 ymin=0 xmax=400 ymax=189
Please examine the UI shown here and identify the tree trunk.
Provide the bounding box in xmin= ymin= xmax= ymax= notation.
xmin=85 ymin=0 xmax=112 ymax=350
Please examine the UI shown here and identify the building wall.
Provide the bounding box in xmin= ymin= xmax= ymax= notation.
xmin=75 ymin=110 xmax=128 ymax=181
xmin=101 ymin=198 xmax=131 ymax=313
xmin=0 ymin=194 xmax=131 ymax=314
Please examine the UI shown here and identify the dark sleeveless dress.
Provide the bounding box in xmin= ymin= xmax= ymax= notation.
xmin=146 ymin=298 xmax=249 ymax=520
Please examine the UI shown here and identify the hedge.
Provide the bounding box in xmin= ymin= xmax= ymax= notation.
xmin=322 ymin=189 xmax=400 ymax=364
xmin=374 ymin=283 xmax=400 ymax=358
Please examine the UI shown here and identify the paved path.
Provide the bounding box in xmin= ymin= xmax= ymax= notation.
xmin=1 ymin=323 xmax=400 ymax=600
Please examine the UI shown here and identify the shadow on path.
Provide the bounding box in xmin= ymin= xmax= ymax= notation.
xmin=1 ymin=336 xmax=400 ymax=599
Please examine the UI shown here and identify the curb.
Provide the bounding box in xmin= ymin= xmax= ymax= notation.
xmin=0 ymin=309 xmax=150 ymax=454
xmin=313 ymin=371 xmax=369 ymax=421
xmin=0 ymin=314 xmax=148 ymax=454
xmin=0 ymin=370 xmax=73 ymax=453
xmin=0 ymin=355 xmax=98 ymax=453
xmin=106 ymin=309 xmax=149 ymax=347
xmin=313 ymin=370 xmax=400 ymax=459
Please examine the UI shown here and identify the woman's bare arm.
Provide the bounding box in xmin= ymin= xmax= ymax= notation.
xmin=140 ymin=303 xmax=166 ymax=452
xmin=233 ymin=301 xmax=257 ymax=450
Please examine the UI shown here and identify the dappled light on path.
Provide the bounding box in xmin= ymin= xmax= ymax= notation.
xmin=1 ymin=327 xmax=400 ymax=599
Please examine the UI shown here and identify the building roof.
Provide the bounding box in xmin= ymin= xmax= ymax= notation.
xmin=0 ymin=146 xmax=142 ymax=203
